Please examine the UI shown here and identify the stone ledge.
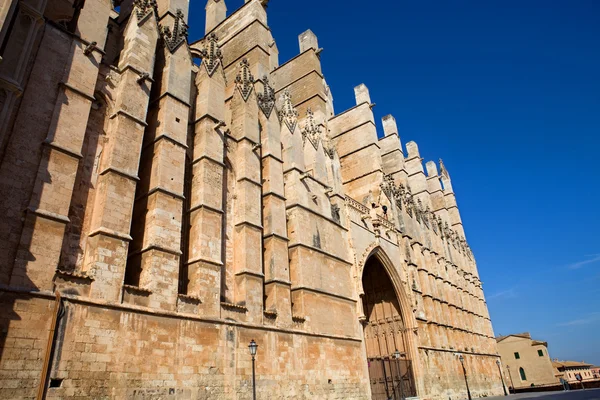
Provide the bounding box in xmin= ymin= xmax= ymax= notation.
xmin=26 ymin=207 xmax=70 ymax=224
xmin=292 ymin=315 xmax=306 ymax=323
xmin=0 ymin=286 xmax=363 ymax=342
xmin=123 ymin=284 xmax=152 ymax=295
xmin=220 ymin=302 xmax=248 ymax=313
xmin=55 ymin=269 xmax=94 ymax=282
xmin=177 ymin=294 xmax=202 ymax=304
xmin=43 ymin=139 xmax=84 ymax=160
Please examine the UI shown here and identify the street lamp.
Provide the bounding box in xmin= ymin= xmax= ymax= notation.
xmin=394 ymin=349 xmax=405 ymax=400
xmin=249 ymin=339 xmax=258 ymax=400
xmin=496 ymin=359 xmax=508 ymax=396
xmin=459 ymin=355 xmax=472 ymax=400
xmin=506 ymin=365 xmax=515 ymax=394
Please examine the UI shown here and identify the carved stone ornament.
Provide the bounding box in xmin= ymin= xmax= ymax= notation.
xmin=235 ymin=59 xmax=254 ymax=102
xmin=380 ymin=174 xmax=397 ymax=200
xmin=331 ymin=204 xmax=341 ymax=223
xmin=443 ymin=222 xmax=451 ymax=240
xmin=439 ymin=158 xmax=449 ymax=178
xmin=278 ymin=91 xmax=298 ymax=133
xmin=393 ymin=182 xmax=405 ymax=211
xmin=323 ymin=141 xmax=337 ymax=159
xmin=301 ymin=108 xmax=321 ymax=149
xmin=161 ymin=9 xmax=188 ymax=53
xmin=404 ymin=185 xmax=414 ymax=217
xmin=200 ymin=33 xmax=223 ymax=77
xmin=133 ymin=0 xmax=157 ymax=23
xmin=416 ymin=199 xmax=425 ymax=223
xmin=423 ymin=205 xmax=431 ymax=228
xmin=257 ymin=76 xmax=275 ymax=118
xmin=430 ymin=211 xmax=438 ymax=233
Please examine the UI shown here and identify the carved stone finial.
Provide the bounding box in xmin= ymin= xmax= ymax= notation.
xmin=161 ymin=9 xmax=188 ymax=53
xmin=200 ymin=33 xmax=223 ymax=77
xmin=380 ymin=174 xmax=397 ymax=200
xmin=431 ymin=211 xmax=438 ymax=234
xmin=404 ymin=185 xmax=414 ymax=217
xmin=278 ymin=90 xmax=298 ymax=133
xmin=133 ymin=0 xmax=157 ymax=23
xmin=323 ymin=141 xmax=336 ymax=159
xmin=416 ymin=199 xmax=426 ymax=223
xmin=235 ymin=59 xmax=254 ymax=102
xmin=301 ymin=108 xmax=321 ymax=149
xmin=439 ymin=158 xmax=449 ymax=178
xmin=443 ymin=222 xmax=450 ymax=240
xmin=257 ymin=75 xmax=275 ymax=118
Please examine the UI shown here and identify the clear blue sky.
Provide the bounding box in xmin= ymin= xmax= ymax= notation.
xmin=189 ymin=1 xmax=600 ymax=364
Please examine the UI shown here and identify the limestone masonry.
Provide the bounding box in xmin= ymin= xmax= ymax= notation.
xmin=0 ymin=0 xmax=502 ymax=399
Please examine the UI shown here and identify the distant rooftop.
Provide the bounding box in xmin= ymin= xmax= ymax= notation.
xmin=552 ymin=360 xmax=593 ymax=369
xmin=495 ymin=332 xmax=531 ymax=342
xmin=495 ymin=332 xmax=549 ymax=347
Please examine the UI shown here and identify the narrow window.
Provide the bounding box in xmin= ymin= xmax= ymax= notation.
xmin=538 ymin=349 xmax=544 ymax=357
xmin=519 ymin=367 xmax=527 ymax=381
xmin=514 ymin=352 xmax=520 ymax=359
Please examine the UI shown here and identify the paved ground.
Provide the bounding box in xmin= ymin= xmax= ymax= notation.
xmin=486 ymin=388 xmax=600 ymax=400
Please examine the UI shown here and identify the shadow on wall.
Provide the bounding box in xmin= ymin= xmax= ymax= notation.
xmin=0 ymin=2 xmax=95 ymax=398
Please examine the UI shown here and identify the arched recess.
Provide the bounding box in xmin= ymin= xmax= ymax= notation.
xmin=519 ymin=367 xmax=527 ymax=381
xmin=358 ymin=245 xmax=420 ymax=399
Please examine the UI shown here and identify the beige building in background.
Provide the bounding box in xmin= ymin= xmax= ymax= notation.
xmin=0 ymin=0 xmax=501 ymax=399
xmin=496 ymin=333 xmax=558 ymax=389
xmin=552 ymin=360 xmax=595 ymax=384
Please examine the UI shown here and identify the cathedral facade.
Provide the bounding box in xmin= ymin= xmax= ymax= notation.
xmin=0 ymin=0 xmax=502 ymax=399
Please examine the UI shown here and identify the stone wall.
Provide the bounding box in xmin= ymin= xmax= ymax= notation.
xmin=0 ymin=291 xmax=369 ymax=399
xmin=0 ymin=0 xmax=503 ymax=399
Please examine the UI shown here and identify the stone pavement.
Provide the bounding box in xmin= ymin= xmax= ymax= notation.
xmin=486 ymin=388 xmax=600 ymax=400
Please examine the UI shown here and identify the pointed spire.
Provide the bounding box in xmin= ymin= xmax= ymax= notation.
xmin=235 ymin=58 xmax=254 ymax=102
xmin=278 ymin=90 xmax=298 ymax=133
xmin=199 ymin=33 xmax=223 ymax=77
xmin=439 ymin=158 xmax=449 ymax=178
xmin=205 ymin=0 xmax=227 ymax=34
xmin=301 ymin=108 xmax=321 ymax=149
xmin=160 ymin=9 xmax=188 ymax=53
xmin=257 ymin=75 xmax=275 ymax=118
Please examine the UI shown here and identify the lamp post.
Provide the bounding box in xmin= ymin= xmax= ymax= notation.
xmin=394 ymin=349 xmax=405 ymax=400
xmin=459 ymin=355 xmax=472 ymax=400
xmin=249 ymin=339 xmax=258 ymax=400
xmin=506 ymin=365 xmax=515 ymax=394
xmin=496 ymin=359 xmax=508 ymax=396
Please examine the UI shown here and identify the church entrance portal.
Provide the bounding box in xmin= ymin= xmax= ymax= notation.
xmin=362 ymin=256 xmax=417 ymax=400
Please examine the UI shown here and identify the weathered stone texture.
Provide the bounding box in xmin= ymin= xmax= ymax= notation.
xmin=0 ymin=1 xmax=501 ymax=399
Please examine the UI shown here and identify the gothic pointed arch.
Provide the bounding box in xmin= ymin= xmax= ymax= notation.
xmin=360 ymin=246 xmax=418 ymax=399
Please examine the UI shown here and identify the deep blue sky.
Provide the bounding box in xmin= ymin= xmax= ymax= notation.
xmin=189 ymin=1 xmax=600 ymax=364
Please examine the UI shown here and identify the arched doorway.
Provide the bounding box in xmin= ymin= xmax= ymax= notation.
xmin=362 ymin=255 xmax=416 ymax=400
